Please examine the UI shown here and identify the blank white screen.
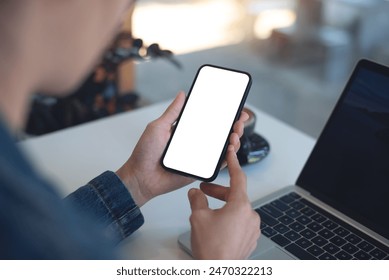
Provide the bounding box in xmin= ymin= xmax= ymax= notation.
xmin=163 ymin=65 xmax=250 ymax=179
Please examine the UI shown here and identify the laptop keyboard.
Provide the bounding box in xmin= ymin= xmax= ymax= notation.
xmin=255 ymin=192 xmax=389 ymax=260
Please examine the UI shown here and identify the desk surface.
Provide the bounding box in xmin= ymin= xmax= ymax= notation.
xmin=20 ymin=101 xmax=315 ymax=259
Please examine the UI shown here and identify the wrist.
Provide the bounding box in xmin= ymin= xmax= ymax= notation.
xmin=116 ymin=165 xmax=150 ymax=207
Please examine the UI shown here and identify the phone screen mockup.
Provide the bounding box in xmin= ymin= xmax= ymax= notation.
xmin=161 ymin=65 xmax=252 ymax=181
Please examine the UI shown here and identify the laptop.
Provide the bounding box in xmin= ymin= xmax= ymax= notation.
xmin=178 ymin=59 xmax=389 ymax=260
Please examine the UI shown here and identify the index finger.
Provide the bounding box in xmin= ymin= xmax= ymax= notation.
xmin=226 ymin=145 xmax=248 ymax=202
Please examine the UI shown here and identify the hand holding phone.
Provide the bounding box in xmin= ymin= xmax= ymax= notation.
xmin=161 ymin=65 xmax=252 ymax=181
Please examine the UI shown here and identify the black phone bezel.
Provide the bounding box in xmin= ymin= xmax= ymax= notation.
xmin=160 ymin=64 xmax=252 ymax=182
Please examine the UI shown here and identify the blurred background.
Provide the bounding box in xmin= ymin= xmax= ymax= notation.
xmin=27 ymin=0 xmax=389 ymax=139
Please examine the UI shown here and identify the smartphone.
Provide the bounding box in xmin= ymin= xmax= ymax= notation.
xmin=161 ymin=64 xmax=252 ymax=182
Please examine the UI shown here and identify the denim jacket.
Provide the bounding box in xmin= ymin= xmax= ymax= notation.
xmin=0 ymin=119 xmax=144 ymax=259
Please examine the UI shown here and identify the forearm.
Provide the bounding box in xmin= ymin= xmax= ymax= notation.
xmin=64 ymin=171 xmax=144 ymax=242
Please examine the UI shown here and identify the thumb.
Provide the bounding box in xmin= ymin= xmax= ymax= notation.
xmin=188 ymin=188 xmax=209 ymax=211
xmin=159 ymin=91 xmax=185 ymax=125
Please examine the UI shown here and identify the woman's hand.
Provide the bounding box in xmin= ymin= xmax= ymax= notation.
xmin=188 ymin=145 xmax=261 ymax=259
xmin=116 ymin=92 xmax=248 ymax=206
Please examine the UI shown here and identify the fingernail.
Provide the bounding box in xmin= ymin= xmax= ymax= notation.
xmin=188 ymin=188 xmax=197 ymax=197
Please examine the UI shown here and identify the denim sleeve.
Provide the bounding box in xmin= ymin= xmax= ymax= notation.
xmin=65 ymin=171 xmax=144 ymax=242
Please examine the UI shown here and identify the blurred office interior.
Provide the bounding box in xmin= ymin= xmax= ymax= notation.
xmin=132 ymin=0 xmax=389 ymax=138
xmin=25 ymin=0 xmax=389 ymax=139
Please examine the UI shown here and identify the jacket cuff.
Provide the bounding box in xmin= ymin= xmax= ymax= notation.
xmin=67 ymin=171 xmax=144 ymax=241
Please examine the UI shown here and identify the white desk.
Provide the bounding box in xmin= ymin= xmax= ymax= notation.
xmin=19 ymin=101 xmax=315 ymax=259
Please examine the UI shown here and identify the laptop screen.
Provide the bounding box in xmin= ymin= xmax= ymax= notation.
xmin=297 ymin=60 xmax=389 ymax=240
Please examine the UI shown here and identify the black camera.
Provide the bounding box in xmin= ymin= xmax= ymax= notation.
xmin=237 ymin=108 xmax=270 ymax=165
